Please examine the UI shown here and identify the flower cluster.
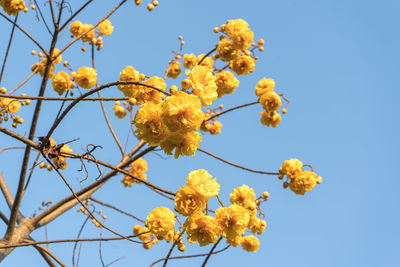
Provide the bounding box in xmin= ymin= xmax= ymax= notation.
xmin=201 ymin=107 xmax=223 ymax=135
xmin=0 ymin=0 xmax=27 ymax=16
xmin=31 ymin=49 xmax=63 ymax=78
xmin=0 ymin=89 xmax=26 ymax=128
xmin=133 ymin=91 xmax=205 ymax=158
xmin=121 ymin=157 xmax=148 ymax=187
xmin=71 ymin=67 xmax=97 ymax=89
xmin=51 ymin=71 xmax=75 ymax=95
xmin=255 ymin=78 xmax=285 ymax=128
xmin=279 ymin=159 xmax=322 ymax=195
xmin=70 ymin=20 xmax=114 ymax=50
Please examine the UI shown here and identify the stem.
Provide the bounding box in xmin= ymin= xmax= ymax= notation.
xmin=201 ymin=237 xmax=223 ymax=267
xmin=0 ymin=14 xmax=18 ymax=84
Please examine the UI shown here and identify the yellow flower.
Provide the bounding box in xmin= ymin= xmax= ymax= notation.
xmin=279 ymin=158 xmax=303 ymax=179
xmin=160 ymin=131 xmax=202 ymax=159
xmin=79 ymin=24 xmax=96 ymax=43
xmin=196 ymin=54 xmax=214 ymax=69
xmin=122 ymin=157 xmax=148 ymax=186
xmin=0 ymin=0 xmax=26 ymax=16
xmin=241 ymin=236 xmax=259 ymax=252
xmin=186 ymin=169 xmax=220 ymax=201
xmin=143 ymin=239 xmax=159 ymax=250
xmin=229 ymin=55 xmax=255 ymax=75
xmin=0 ymin=98 xmax=20 ymax=113
xmin=230 ymin=185 xmax=257 ymax=214
xmin=260 ymin=111 xmax=281 ymax=127
xmin=215 ymin=204 xmax=250 ymax=241
xmin=215 ymin=70 xmax=239 ymax=97
xmin=183 ymin=212 xmax=220 ymax=246
xmin=255 ymin=78 xmax=275 ymax=97
xmin=216 ymin=37 xmax=240 ymax=62
xmin=259 ymin=91 xmax=281 ymax=112
xmin=183 ymin=54 xmax=197 ymax=68
xmin=60 ymin=144 xmax=72 ymax=157
xmin=134 ymin=102 xmax=169 ymax=146
xmin=224 ymin=19 xmax=254 ymax=51
xmin=70 ymin=21 xmax=83 ymax=36
xmin=226 ymin=236 xmax=243 ymax=247
xmin=189 ymin=65 xmax=218 ymax=106
xmin=133 ymin=225 xmax=152 ymax=242
xmin=52 ymin=71 xmax=73 ymax=95
xmin=75 ymin=67 xmax=97 ymax=89
xmin=166 ymin=61 xmax=181 ymax=79
xmin=136 ymin=76 xmax=166 ymax=104
xmin=145 ymin=207 xmax=175 ymax=238
xmin=117 ymin=66 xmax=145 ymax=98
xmin=52 ymin=48 xmax=62 ymax=65
xmin=113 ymin=104 xmax=127 ymax=119
xmin=248 ymin=216 xmax=266 ymax=235
xmin=174 ymin=185 xmax=206 ymax=216
xmin=98 ymin=20 xmax=114 ymax=36
xmin=161 ymin=91 xmax=204 ymax=132
xmin=289 ymin=170 xmax=321 ymax=195
xmin=202 ymin=120 xmax=223 ymax=135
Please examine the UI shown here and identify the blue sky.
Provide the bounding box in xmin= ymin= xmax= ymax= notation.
xmin=0 ymin=0 xmax=399 ymax=266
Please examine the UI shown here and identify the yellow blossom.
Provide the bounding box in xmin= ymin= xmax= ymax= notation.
xmin=186 ymin=169 xmax=220 ymax=201
xmin=215 ymin=204 xmax=250 ymax=241
xmin=183 ymin=54 xmax=197 ymax=68
xmin=174 ymin=185 xmax=206 ymax=216
xmin=166 ymin=61 xmax=182 ymax=79
xmin=0 ymin=0 xmax=26 ymax=16
xmin=133 ymin=225 xmax=152 ymax=242
xmin=279 ymin=158 xmax=303 ymax=179
xmin=79 ymin=24 xmax=96 ymax=43
xmin=117 ymin=66 xmax=145 ymax=98
xmin=98 ymin=20 xmax=114 ymax=36
xmin=113 ymin=104 xmax=127 ymax=119
xmin=255 ymin=78 xmax=275 ymax=97
xmin=217 ymin=37 xmax=240 ymax=62
xmin=161 ymin=91 xmax=204 ymax=132
xmin=215 ymin=70 xmax=239 ymax=97
xmin=160 ymin=131 xmax=202 ymax=159
xmin=189 ymin=65 xmax=218 ymax=106
xmin=75 ymin=67 xmax=97 ymax=89
xmin=136 ymin=76 xmax=166 ymax=104
xmin=196 ymin=54 xmax=214 ymax=69
xmin=260 ymin=111 xmax=281 ymax=127
xmin=0 ymin=98 xmax=20 ymax=113
xmin=134 ymin=102 xmax=169 ymax=146
xmin=145 ymin=207 xmax=175 ymax=237
xmin=241 ymin=236 xmax=259 ymax=252
xmin=70 ymin=21 xmax=83 ymax=36
xmin=51 ymin=71 xmax=74 ymax=95
xmin=259 ymin=91 xmax=281 ymax=112
xmin=225 ymin=19 xmax=254 ymax=51
xmin=226 ymin=236 xmax=243 ymax=247
xmin=229 ymin=55 xmax=255 ymax=75
xmin=230 ymin=185 xmax=257 ymax=214
xmin=248 ymin=216 xmax=266 ymax=235
xmin=143 ymin=239 xmax=159 ymax=249
xmin=183 ymin=212 xmax=220 ymax=246
xmin=289 ymin=170 xmax=321 ymax=195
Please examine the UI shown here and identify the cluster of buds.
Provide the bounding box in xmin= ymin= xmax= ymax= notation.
xmin=70 ymin=20 xmax=114 ymax=51
xmin=0 ymin=89 xmax=25 ymax=128
xmin=134 ymin=0 xmax=159 ymax=12
xmin=279 ymin=159 xmax=322 ymax=195
xmin=201 ymin=105 xmax=223 ymax=135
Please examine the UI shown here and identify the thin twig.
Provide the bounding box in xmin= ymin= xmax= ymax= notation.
xmin=31 ymin=243 xmax=67 ymax=267
xmin=198 ymin=148 xmax=279 ymax=175
xmin=0 ymin=95 xmax=129 ymax=101
xmin=90 ymin=197 xmax=144 ymax=223
xmin=0 ymin=234 xmax=146 ymax=249
xmin=72 ymin=214 xmax=91 ymax=267
xmin=0 ymin=14 xmax=18 ymax=84
xmin=0 ymin=146 xmax=24 ymax=156
xmin=42 ymin=154 xmax=144 ymax=244
xmin=33 ymin=0 xmax=52 ymax=35
xmin=204 ymin=101 xmax=259 ymax=123
xmin=201 ymin=237 xmax=223 ymax=267
xmin=7 ymin=69 xmax=38 ymax=95
xmin=0 ymin=12 xmax=48 ymax=56
xmin=162 ymin=231 xmax=184 ymax=267
xmin=197 ymin=47 xmax=217 ymax=66
xmin=91 ymin=44 xmax=125 ymax=157
xmin=149 ymin=244 xmax=230 ymax=267
xmin=59 ymin=0 xmax=94 ymax=31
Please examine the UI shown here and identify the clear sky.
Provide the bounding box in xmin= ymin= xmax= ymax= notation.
xmin=0 ymin=0 xmax=399 ymax=266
